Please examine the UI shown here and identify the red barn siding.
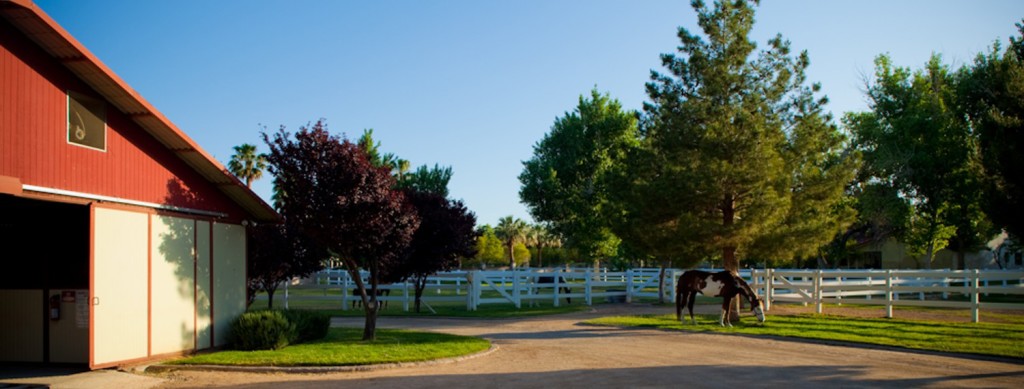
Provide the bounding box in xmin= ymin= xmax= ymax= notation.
xmin=0 ymin=19 xmax=246 ymax=219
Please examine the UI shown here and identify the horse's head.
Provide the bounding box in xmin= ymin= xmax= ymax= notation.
xmin=750 ymin=296 xmax=766 ymax=323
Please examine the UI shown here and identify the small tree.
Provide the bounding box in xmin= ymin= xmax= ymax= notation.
xmin=263 ymin=120 xmax=419 ymax=340
xmin=393 ymin=190 xmax=477 ymax=312
xmin=467 ymin=225 xmax=505 ymax=269
xmin=247 ymin=223 xmax=327 ymax=309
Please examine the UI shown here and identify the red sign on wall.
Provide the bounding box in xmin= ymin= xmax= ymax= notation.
xmin=62 ymin=290 xmax=76 ymax=303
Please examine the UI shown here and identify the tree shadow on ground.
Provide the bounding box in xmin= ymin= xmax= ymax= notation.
xmin=209 ymin=364 xmax=1024 ymax=389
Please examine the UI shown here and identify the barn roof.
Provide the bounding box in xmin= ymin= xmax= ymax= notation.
xmin=0 ymin=0 xmax=279 ymax=222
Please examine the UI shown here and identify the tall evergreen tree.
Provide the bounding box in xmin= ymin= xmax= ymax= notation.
xmin=636 ymin=0 xmax=858 ymax=278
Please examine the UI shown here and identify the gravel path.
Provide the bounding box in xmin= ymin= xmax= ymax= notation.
xmin=153 ymin=303 xmax=1024 ymax=388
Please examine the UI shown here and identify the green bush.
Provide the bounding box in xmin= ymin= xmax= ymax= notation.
xmin=230 ymin=311 xmax=294 ymax=351
xmin=281 ymin=309 xmax=330 ymax=343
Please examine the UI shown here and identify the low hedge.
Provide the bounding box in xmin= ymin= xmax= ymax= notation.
xmin=230 ymin=309 xmax=331 ymax=351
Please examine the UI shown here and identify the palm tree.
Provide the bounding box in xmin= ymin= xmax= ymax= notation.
xmin=228 ymin=143 xmax=267 ymax=188
xmin=529 ymin=224 xmax=561 ymax=268
xmin=494 ymin=216 xmax=528 ymax=269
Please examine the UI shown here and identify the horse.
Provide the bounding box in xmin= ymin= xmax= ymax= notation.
xmin=534 ymin=275 xmax=572 ymax=305
xmin=675 ymin=270 xmax=765 ymax=327
xmin=351 ymin=288 xmax=390 ymax=310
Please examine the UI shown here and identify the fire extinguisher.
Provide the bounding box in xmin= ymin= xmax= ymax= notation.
xmin=50 ymin=294 xmax=61 ymax=321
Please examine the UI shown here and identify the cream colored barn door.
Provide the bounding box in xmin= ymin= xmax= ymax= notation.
xmin=91 ymin=206 xmax=149 ymax=368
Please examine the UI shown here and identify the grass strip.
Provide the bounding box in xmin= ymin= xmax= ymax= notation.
xmin=584 ymin=313 xmax=1024 ymax=359
xmin=170 ymin=328 xmax=490 ymax=367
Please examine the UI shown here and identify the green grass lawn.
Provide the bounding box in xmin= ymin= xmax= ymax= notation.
xmin=585 ymin=313 xmax=1024 ymax=359
xmin=170 ymin=327 xmax=490 ymax=367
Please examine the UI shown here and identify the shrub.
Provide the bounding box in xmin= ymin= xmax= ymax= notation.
xmin=281 ymin=309 xmax=331 ymax=343
xmin=230 ymin=311 xmax=294 ymax=351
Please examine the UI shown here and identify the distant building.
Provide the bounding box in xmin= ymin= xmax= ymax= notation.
xmin=0 ymin=0 xmax=278 ymax=369
xmin=844 ymin=236 xmax=1020 ymax=270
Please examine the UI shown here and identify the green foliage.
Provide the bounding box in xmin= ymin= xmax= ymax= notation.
xmin=494 ymin=216 xmax=529 ymax=268
xmin=174 ymin=328 xmax=491 ymax=367
xmin=230 ymin=311 xmax=294 ymax=351
xmin=519 ymin=89 xmax=638 ymax=260
xmin=851 ymin=54 xmax=983 ymax=268
xmin=960 ymin=21 xmax=1024 ymax=239
xmin=467 ymin=225 xmax=505 ymax=268
xmin=400 ymin=164 xmax=453 ymax=197
xmin=280 ymin=309 xmax=331 ymax=344
xmin=617 ymin=0 xmax=857 ymax=270
xmin=227 ymin=143 xmax=267 ymax=188
xmin=512 ymin=242 xmax=531 ymax=267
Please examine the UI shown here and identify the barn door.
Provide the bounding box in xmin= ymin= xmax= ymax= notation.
xmin=90 ymin=206 xmax=149 ymax=368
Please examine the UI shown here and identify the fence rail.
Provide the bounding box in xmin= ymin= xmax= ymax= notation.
xmin=264 ymin=268 xmax=1024 ymax=322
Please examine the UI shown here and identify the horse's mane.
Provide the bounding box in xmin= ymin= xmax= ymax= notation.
xmin=731 ymin=272 xmax=760 ymax=303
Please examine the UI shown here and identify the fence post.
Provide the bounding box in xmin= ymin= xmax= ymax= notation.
xmin=584 ymin=269 xmax=593 ymax=306
xmin=625 ymin=269 xmax=634 ymax=303
xmin=513 ymin=270 xmax=521 ymax=309
xmin=403 ymin=281 xmax=410 ymax=312
xmin=813 ymin=269 xmax=822 ymax=314
xmin=885 ymin=270 xmax=893 ymax=318
xmin=765 ymin=268 xmax=773 ymax=311
xmin=466 ymin=271 xmax=476 ymax=311
xmin=836 ymin=276 xmax=843 ymax=306
xmin=866 ymin=276 xmax=873 ymax=301
xmin=284 ymin=281 xmax=290 ymax=310
xmin=341 ymin=273 xmax=349 ymax=311
xmin=553 ymin=270 xmax=561 ymax=308
xmin=670 ymin=269 xmax=679 ymax=304
xmin=971 ymin=269 xmax=980 ymax=323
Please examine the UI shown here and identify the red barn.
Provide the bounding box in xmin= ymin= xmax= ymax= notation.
xmin=0 ymin=0 xmax=278 ymax=368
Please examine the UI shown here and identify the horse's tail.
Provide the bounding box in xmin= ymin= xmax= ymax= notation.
xmin=675 ymin=278 xmax=683 ymax=320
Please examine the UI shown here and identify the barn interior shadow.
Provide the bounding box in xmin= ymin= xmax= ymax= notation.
xmin=207 ymin=364 xmax=1024 ymax=389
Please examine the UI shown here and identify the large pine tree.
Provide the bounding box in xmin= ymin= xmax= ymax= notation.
xmin=636 ymin=0 xmax=858 ymax=275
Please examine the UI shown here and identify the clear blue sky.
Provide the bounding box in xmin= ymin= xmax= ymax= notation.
xmin=35 ymin=0 xmax=1023 ymax=226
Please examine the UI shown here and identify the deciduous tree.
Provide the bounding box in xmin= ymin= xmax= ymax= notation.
xmin=247 ymin=223 xmax=328 ymax=309
xmin=519 ymin=89 xmax=637 ymax=262
xmin=263 ymin=120 xmax=419 ymax=340
xmin=393 ymin=190 xmax=477 ymax=312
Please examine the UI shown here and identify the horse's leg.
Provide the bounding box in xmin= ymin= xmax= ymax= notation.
xmin=720 ymin=297 xmax=732 ymax=327
xmin=688 ymin=291 xmax=698 ymax=325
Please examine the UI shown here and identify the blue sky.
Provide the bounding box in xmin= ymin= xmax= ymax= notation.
xmin=35 ymin=0 xmax=1023 ymax=226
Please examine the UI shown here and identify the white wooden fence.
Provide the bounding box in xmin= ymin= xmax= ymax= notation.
xmin=749 ymin=269 xmax=1024 ymax=323
xmin=271 ymin=268 xmax=1023 ymax=322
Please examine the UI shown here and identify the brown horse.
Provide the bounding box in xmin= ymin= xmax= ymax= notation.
xmin=675 ymin=270 xmax=765 ymax=327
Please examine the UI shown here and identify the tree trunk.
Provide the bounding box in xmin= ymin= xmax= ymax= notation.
xmin=924 ymin=241 xmax=934 ymax=270
xmin=537 ymin=244 xmax=544 ymax=268
xmin=266 ymin=286 xmax=277 ymax=310
xmin=722 ymin=193 xmax=740 ymax=322
xmin=414 ymin=276 xmax=427 ymax=313
xmin=344 ymin=262 xmax=378 ymax=341
xmin=657 ymin=262 xmax=668 ymax=304
xmin=508 ymin=243 xmax=515 ymax=269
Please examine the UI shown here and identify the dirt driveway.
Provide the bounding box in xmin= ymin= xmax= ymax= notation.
xmin=153 ymin=303 xmax=1024 ymax=388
